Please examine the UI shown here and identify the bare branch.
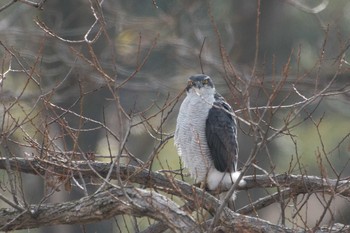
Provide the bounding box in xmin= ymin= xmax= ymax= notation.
xmin=2 ymin=157 xmax=350 ymax=198
xmin=0 ymin=156 xmax=313 ymax=232
xmin=0 ymin=187 xmax=198 ymax=232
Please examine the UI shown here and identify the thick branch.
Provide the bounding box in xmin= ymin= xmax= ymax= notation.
xmin=0 ymin=187 xmax=198 ymax=232
xmin=0 ymin=157 xmax=349 ymax=232
xmin=0 ymin=157 xmax=349 ymax=198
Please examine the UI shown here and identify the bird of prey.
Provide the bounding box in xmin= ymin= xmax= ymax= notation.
xmin=174 ymin=74 xmax=244 ymax=193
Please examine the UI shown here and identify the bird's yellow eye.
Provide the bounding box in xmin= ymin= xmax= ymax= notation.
xmin=202 ymin=79 xmax=208 ymax=85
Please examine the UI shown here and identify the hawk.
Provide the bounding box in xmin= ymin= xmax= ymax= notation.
xmin=174 ymin=74 xmax=244 ymax=194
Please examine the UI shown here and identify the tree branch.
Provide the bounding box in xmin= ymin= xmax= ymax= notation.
xmin=0 ymin=157 xmax=349 ymax=232
xmin=0 ymin=157 xmax=349 ymax=198
xmin=0 ymin=186 xmax=198 ymax=232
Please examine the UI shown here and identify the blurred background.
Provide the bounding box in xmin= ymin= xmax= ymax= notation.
xmin=0 ymin=0 xmax=350 ymax=232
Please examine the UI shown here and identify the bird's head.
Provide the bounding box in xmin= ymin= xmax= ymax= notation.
xmin=186 ymin=74 xmax=215 ymax=96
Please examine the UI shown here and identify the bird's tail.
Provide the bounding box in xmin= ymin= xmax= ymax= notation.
xmin=219 ymin=191 xmax=237 ymax=209
xmin=219 ymin=171 xmax=246 ymax=209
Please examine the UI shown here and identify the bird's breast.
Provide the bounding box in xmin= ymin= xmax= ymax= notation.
xmin=175 ymin=93 xmax=215 ymax=182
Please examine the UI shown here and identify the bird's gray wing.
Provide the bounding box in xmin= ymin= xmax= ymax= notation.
xmin=205 ymin=94 xmax=238 ymax=173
